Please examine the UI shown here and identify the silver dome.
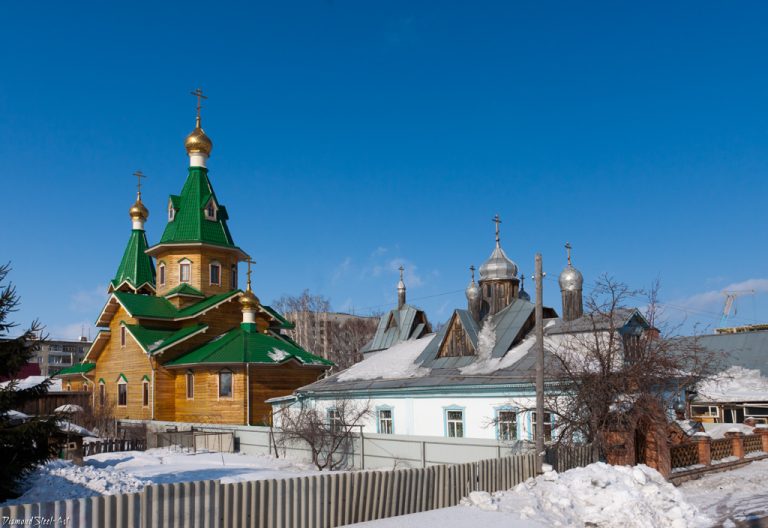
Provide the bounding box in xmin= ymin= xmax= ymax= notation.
xmin=518 ymin=287 xmax=531 ymax=301
xmin=466 ymin=280 xmax=480 ymax=301
xmin=558 ymin=264 xmax=583 ymax=292
xmin=479 ymin=245 xmax=518 ymax=281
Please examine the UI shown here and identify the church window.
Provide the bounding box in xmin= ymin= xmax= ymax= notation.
xmin=186 ymin=371 xmax=194 ymax=399
xmin=66 ymin=382 xmax=72 ymax=391
xmin=159 ymin=263 xmax=166 ymax=286
xmin=210 ymin=262 xmax=221 ymax=286
xmin=230 ymin=265 xmax=237 ymax=289
xmin=218 ymin=370 xmax=233 ymax=398
xmin=142 ymin=380 xmax=149 ymax=407
xmin=117 ymin=380 xmax=127 ymax=406
xmin=120 ymin=326 xmax=126 ymax=347
xmin=99 ymin=382 xmax=105 ymax=406
xmin=204 ymin=199 xmax=217 ymax=220
xmin=180 ymin=262 xmax=191 ymax=283
xmin=168 ymin=203 xmax=176 ymax=221
xmin=445 ymin=408 xmax=465 ymax=438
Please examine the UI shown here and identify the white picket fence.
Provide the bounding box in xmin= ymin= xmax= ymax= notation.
xmin=1 ymin=445 xmax=597 ymax=527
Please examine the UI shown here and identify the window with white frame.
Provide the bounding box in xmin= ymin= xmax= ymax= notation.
xmin=168 ymin=202 xmax=176 ymax=221
xmin=446 ymin=409 xmax=464 ymax=438
xmin=328 ymin=408 xmax=342 ymax=433
xmin=186 ymin=371 xmax=194 ymax=399
xmin=117 ymin=379 xmax=127 ymax=406
xmin=230 ymin=264 xmax=237 ymax=289
xmin=218 ymin=370 xmax=233 ymax=398
xmin=378 ymin=408 xmax=393 ymax=434
xmin=210 ymin=262 xmax=221 ymax=286
xmin=205 ymin=200 xmax=216 ymax=220
xmin=158 ymin=263 xmax=166 ymax=286
xmin=691 ymin=405 xmax=719 ymax=419
xmin=531 ymin=411 xmax=553 ymax=442
xmin=180 ymin=260 xmax=191 ymax=283
xmin=497 ymin=409 xmax=517 ymax=441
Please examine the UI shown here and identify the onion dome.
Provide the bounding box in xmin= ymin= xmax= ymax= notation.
xmin=184 ymin=116 xmax=213 ymax=157
xmin=129 ymin=195 xmax=149 ymax=222
xmin=240 ymin=289 xmax=260 ymax=311
xmin=466 ymin=265 xmax=480 ymax=302
xmin=558 ymin=242 xmax=583 ymax=292
xmin=479 ymin=214 xmax=518 ymax=281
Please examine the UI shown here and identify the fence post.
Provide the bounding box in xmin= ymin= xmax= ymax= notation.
xmin=421 ymin=441 xmax=426 ymax=468
xmin=724 ymin=431 xmax=745 ymax=460
xmin=360 ymin=427 xmax=365 ymax=470
xmin=692 ymin=433 xmax=711 ymax=466
xmin=754 ymin=427 xmax=768 ymax=452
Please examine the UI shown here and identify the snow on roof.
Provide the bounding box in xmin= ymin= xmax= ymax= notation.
xmin=0 ymin=376 xmax=61 ymax=392
xmin=337 ymin=335 xmax=435 ymax=382
xmin=701 ymin=422 xmax=754 ymax=439
xmin=57 ymin=421 xmax=95 ymax=437
xmin=460 ymin=333 xmax=537 ymax=375
xmin=696 ymin=366 xmax=768 ymax=403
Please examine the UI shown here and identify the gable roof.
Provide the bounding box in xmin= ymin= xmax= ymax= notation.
xmin=165 ymin=323 xmax=333 ymax=368
xmin=164 ymin=283 xmax=205 ymax=299
xmin=123 ymin=323 xmax=209 ymax=355
xmin=361 ymin=304 xmax=430 ymax=353
xmin=155 ymin=167 xmax=239 ymax=250
xmin=97 ymin=290 xmax=242 ymax=326
xmin=109 ymin=229 xmax=155 ymax=292
xmin=55 ymin=363 xmax=96 ymax=377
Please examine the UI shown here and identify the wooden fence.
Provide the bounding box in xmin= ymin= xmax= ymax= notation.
xmin=0 ymin=446 xmax=597 ymax=528
xmin=84 ymin=439 xmax=147 ymax=457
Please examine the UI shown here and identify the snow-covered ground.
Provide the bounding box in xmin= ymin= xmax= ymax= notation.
xmin=354 ymin=460 xmax=768 ymax=528
xmin=1 ymin=448 xmax=319 ymax=507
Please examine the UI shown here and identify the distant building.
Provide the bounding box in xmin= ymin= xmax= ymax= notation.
xmin=33 ymin=336 xmax=91 ymax=377
xmin=285 ymin=311 xmax=378 ymax=366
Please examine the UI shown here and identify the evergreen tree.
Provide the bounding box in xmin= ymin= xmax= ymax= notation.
xmin=0 ymin=263 xmax=60 ymax=500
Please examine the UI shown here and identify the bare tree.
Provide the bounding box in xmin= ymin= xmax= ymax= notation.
xmin=543 ymin=275 xmax=719 ymax=455
xmin=273 ymin=398 xmax=372 ymax=470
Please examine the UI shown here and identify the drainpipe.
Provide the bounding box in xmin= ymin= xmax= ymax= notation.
xmin=150 ymin=356 xmax=156 ymax=421
xmin=246 ymin=362 xmax=250 ymax=426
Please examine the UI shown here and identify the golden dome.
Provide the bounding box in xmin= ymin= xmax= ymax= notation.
xmin=129 ymin=196 xmax=149 ymax=221
xmin=184 ymin=117 xmax=213 ymax=157
xmin=240 ymin=290 xmax=260 ymax=311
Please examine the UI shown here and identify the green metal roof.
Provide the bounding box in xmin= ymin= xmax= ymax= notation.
xmin=166 ymin=323 xmax=333 ymax=367
xmin=164 ymin=283 xmax=205 ymax=298
xmin=124 ymin=323 xmax=208 ymax=354
xmin=261 ymin=305 xmax=295 ymax=329
xmin=111 ymin=229 xmax=155 ymax=291
xmin=157 ymin=167 xmax=237 ymax=248
xmin=112 ymin=290 xmax=240 ymax=320
xmin=55 ymin=363 xmax=96 ymax=376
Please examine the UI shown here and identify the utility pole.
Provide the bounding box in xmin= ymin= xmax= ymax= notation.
xmin=534 ymin=252 xmax=545 ymax=473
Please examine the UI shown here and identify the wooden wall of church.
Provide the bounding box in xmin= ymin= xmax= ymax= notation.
xmin=438 ymin=316 xmax=475 ymax=358
xmin=173 ymin=367 xmax=247 ymax=425
xmin=154 ymin=248 xmax=239 ymax=298
xmin=248 ymin=363 xmax=325 ymax=426
xmin=90 ymin=306 xmax=153 ymax=421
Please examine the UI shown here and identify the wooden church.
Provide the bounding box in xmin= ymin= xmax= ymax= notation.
xmin=56 ymin=95 xmax=332 ymax=425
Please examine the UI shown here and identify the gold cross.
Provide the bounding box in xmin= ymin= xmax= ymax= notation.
xmin=133 ymin=170 xmax=146 ymax=197
xmin=245 ymin=258 xmax=256 ymax=291
xmin=492 ymin=214 xmax=502 ymax=244
xmin=565 ymin=242 xmax=572 ymax=266
xmin=190 ymin=88 xmax=208 ymax=125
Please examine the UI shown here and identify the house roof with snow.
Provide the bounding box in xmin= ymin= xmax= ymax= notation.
xmin=360 ymin=304 xmax=431 ymax=354
xmin=689 ymin=330 xmax=768 ymax=377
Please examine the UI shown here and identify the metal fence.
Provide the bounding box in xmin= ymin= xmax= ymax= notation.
xmin=84 ymin=439 xmax=146 ymax=457
xmin=149 ymin=428 xmax=236 ymax=453
xmin=0 ymin=447 xmax=596 ymax=528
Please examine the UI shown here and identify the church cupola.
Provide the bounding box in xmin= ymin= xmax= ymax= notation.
xmin=184 ymin=88 xmax=213 ymax=168
xmin=559 ymin=242 xmax=584 ymax=322
xmin=478 ymin=215 xmax=520 ymax=319
xmin=109 ymin=171 xmax=156 ymax=295
xmin=465 ymin=265 xmax=481 ymax=320
xmin=518 ymin=271 xmax=531 ymax=301
xmin=240 ymin=259 xmax=268 ymax=333
xmin=397 ymin=266 xmax=407 ymax=309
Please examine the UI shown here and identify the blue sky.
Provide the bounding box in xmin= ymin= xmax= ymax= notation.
xmin=2 ymin=1 xmax=768 ymax=339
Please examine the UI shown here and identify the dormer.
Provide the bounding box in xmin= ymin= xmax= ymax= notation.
xmin=204 ymin=198 xmax=218 ymax=221
xmin=168 ymin=196 xmax=180 ymax=222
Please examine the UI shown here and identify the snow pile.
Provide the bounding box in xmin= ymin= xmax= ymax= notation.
xmin=0 ymin=376 xmax=61 ymax=391
xmin=476 ymin=320 xmax=496 ymax=360
xmin=462 ymin=463 xmax=710 ymax=528
xmin=460 ymin=334 xmax=536 ymax=375
xmin=697 ymin=366 xmax=768 ymax=402
xmin=3 ymin=460 xmax=150 ymax=506
xmin=702 ymin=422 xmax=754 ymax=439
xmin=268 ymin=348 xmax=290 ymax=362
xmin=337 ymin=335 xmax=434 ymax=381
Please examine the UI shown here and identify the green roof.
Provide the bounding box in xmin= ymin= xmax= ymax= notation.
xmin=166 ymin=324 xmax=333 ymax=367
xmin=124 ymin=323 xmax=208 ymax=354
xmin=112 ymin=290 xmax=240 ymax=320
xmin=261 ymin=305 xmax=295 ymax=329
xmin=55 ymin=363 xmax=96 ymax=376
xmin=164 ymin=283 xmax=205 ymax=298
xmin=157 ymin=167 xmax=237 ymax=248
xmin=111 ymin=229 xmax=155 ymax=290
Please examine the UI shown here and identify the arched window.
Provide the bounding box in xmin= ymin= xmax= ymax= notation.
xmin=168 ymin=203 xmax=176 ymax=221
xmin=209 ymin=262 xmax=221 ymax=286
xmin=179 ymin=259 xmax=192 ymax=283
xmin=158 ymin=263 xmax=166 ymax=286
xmin=117 ymin=375 xmax=128 ymax=407
xmin=204 ymin=199 xmax=217 ymax=220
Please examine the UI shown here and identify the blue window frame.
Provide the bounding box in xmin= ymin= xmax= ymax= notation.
xmin=376 ymin=406 xmax=394 ymax=434
xmin=443 ymin=406 xmax=466 ymax=438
